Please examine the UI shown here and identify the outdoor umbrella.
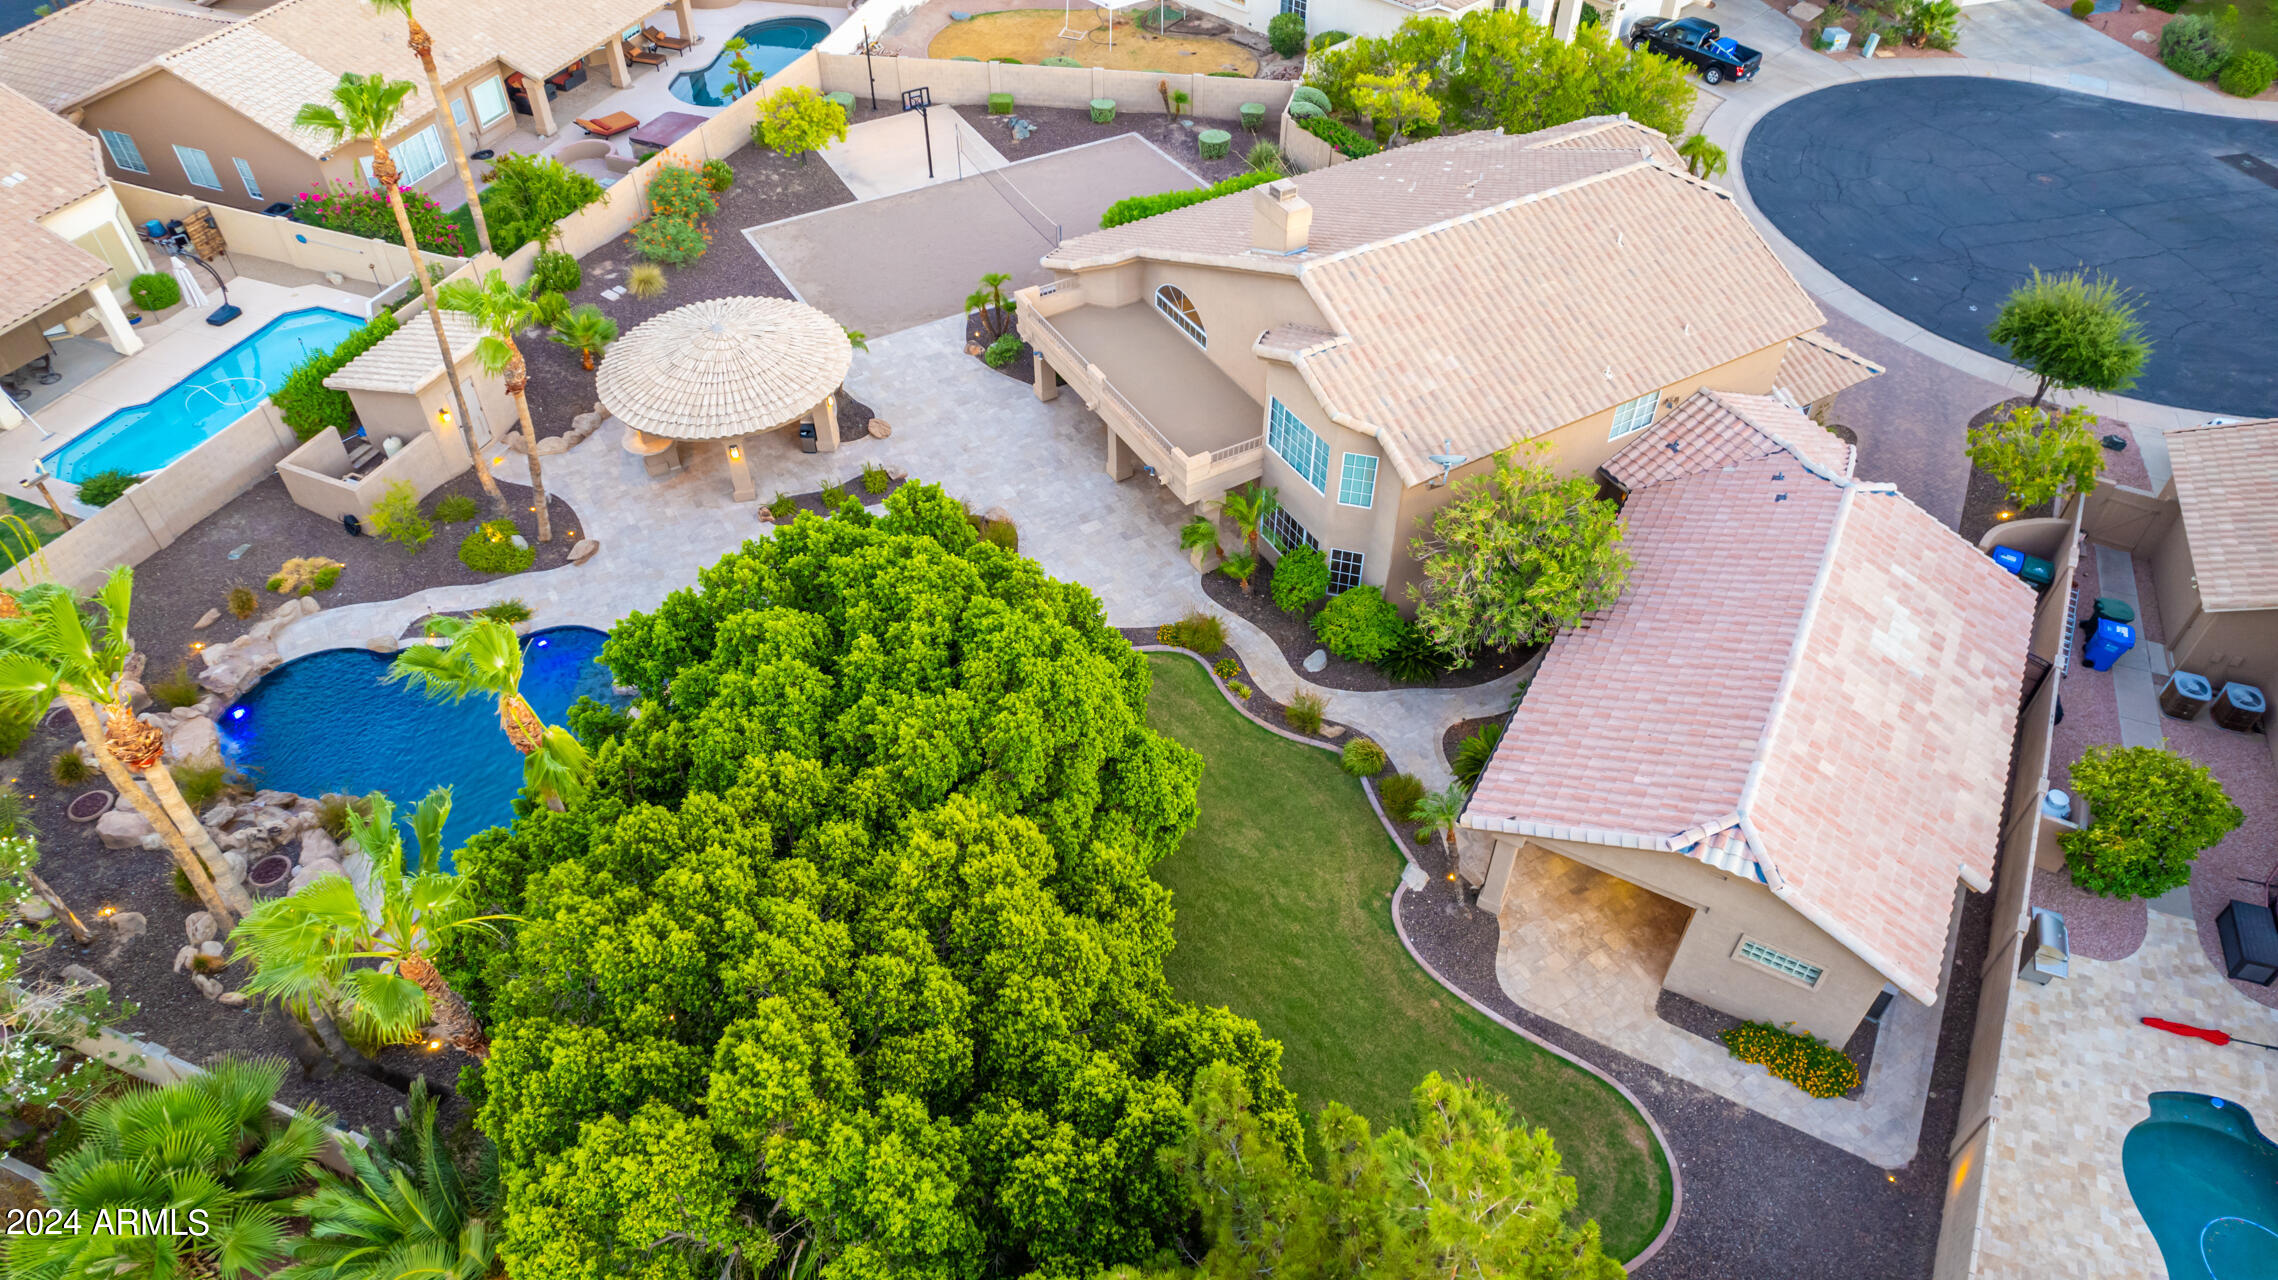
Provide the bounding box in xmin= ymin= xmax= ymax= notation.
xmin=2141 ymin=1016 xmax=2278 ymax=1051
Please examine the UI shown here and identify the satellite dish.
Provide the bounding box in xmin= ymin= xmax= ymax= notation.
xmin=1425 ymin=439 xmax=1468 ymax=486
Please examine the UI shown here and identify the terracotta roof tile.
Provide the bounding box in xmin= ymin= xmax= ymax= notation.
xmin=595 ymin=296 xmax=852 ymax=441
xmin=0 ymin=0 xmax=234 ymax=111
xmin=1602 ymin=389 xmax=1853 ymax=491
xmin=0 ymin=81 xmax=113 ymax=335
xmin=1465 ymin=391 xmax=2034 ymax=1004
xmin=1775 ymin=329 xmax=1885 ymax=407
xmin=325 ymin=309 xmax=481 ymax=394
xmin=2164 ymin=417 xmax=2278 ymax=612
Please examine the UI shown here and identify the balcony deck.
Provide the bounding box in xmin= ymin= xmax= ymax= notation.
xmin=1044 ymin=303 xmax=1260 ymax=457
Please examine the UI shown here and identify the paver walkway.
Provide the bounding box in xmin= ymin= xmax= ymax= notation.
xmin=281 ymin=313 xmax=1507 ymax=785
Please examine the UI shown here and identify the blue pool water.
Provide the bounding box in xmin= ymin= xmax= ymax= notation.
xmin=2123 ymin=1092 xmax=2278 ymax=1280
xmin=669 ymin=17 xmax=830 ymax=107
xmin=47 ymin=307 xmax=362 ymax=483
xmin=218 ymin=627 xmax=623 ymax=859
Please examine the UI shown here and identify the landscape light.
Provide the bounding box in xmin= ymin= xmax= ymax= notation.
xmin=231 ymin=708 xmax=247 ymax=720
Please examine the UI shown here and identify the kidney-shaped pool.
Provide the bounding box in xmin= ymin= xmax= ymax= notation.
xmin=2123 ymin=1092 xmax=2278 ymax=1280
xmin=220 ymin=626 xmax=623 ymax=858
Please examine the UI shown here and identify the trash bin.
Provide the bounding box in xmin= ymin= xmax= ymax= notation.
xmin=797 ymin=421 xmax=818 ymax=455
xmin=2081 ymin=616 xmax=2135 ymax=671
xmin=2092 ymin=596 xmax=2136 ymax=625
xmin=2216 ymin=900 xmax=2278 ymax=985
xmin=2160 ymin=671 xmax=2214 ymax=720
xmin=1990 ymin=545 xmax=2026 ymax=575
xmin=2212 ymin=682 xmax=2266 ymax=732
xmin=2018 ymin=554 xmax=2055 ymax=590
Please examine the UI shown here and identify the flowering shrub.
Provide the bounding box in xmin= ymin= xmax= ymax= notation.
xmin=1721 ymin=1021 xmax=1859 ymax=1098
xmin=633 ymin=213 xmax=709 ymax=264
xmin=292 ymin=181 xmax=466 ymax=256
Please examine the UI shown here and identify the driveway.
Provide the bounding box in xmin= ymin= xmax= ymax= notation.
xmin=1743 ymin=76 xmax=2278 ymax=418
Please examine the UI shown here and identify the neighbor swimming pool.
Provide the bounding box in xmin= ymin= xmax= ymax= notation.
xmin=218 ymin=626 xmax=624 ymax=858
xmin=46 ymin=307 xmax=363 ymax=484
xmin=669 ymin=17 xmax=830 ymax=107
xmin=2123 ymin=1092 xmax=2278 ymax=1280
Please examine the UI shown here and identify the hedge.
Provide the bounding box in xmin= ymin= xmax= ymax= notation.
xmin=269 ymin=311 xmax=402 ymax=440
xmin=1721 ymin=1022 xmax=1859 ymax=1098
xmin=1298 ymin=113 xmax=1381 ymax=158
xmin=1100 ymin=170 xmax=1280 ymax=228
xmin=2219 ymin=49 xmax=2277 ymax=96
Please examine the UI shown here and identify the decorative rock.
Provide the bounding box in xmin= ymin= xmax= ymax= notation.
xmin=966 ymin=344 xmax=984 ymax=356
xmin=198 ymin=939 xmax=225 ymax=958
xmin=97 ymin=808 xmax=154 ymax=850
xmin=534 ymin=436 xmax=569 ymax=456
xmin=2131 ymin=27 xmax=2152 ymax=40
xmin=509 ymin=534 xmax=530 ymax=551
xmin=17 ymin=896 xmax=52 ymax=921
xmin=366 ymin=635 xmax=397 ymax=653
xmin=757 ymin=508 xmax=776 ymax=525
xmin=887 ymin=464 xmax=908 ymax=481
xmin=203 ymin=802 xmax=238 ymax=829
xmin=115 ymin=679 xmax=150 ymax=711
xmin=107 ymin=911 xmax=146 ymax=943
xmin=1302 ymin=648 xmax=1328 ymax=673
xmin=253 ymin=789 xmax=295 ymax=809
xmin=298 ymin=597 xmax=320 ymax=617
xmin=1322 ymin=724 xmax=1346 ymax=740
xmin=216 ymin=991 xmax=249 ymax=1008
xmin=269 ymin=599 xmax=302 ymax=623
xmin=983 ymin=505 xmax=1013 ymax=525
xmin=568 ymin=538 xmax=600 ymax=565
xmin=166 ymin=716 xmax=220 ymax=766
xmin=868 ymin=419 xmax=891 ymax=439
xmin=194 ymin=608 xmax=223 ymax=631
xmin=296 ymin=830 xmax=337 ymax=865
xmin=191 ymin=973 xmax=223 ymax=1000
xmin=61 ymin=964 xmax=108 ymax=991
xmin=184 ymin=911 xmax=217 ymax=945
xmin=173 ymin=944 xmax=197 ymax=974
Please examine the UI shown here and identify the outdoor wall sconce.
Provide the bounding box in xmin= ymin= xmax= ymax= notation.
xmin=728 ymin=444 xmax=743 ymax=461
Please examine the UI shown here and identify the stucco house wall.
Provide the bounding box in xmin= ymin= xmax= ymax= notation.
xmin=41 ymin=186 xmax=153 ymax=300
xmin=77 ymin=70 xmax=323 ymax=210
xmin=2149 ymin=515 xmax=2278 ymax=699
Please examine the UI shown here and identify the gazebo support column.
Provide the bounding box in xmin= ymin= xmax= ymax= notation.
xmin=727 ymin=437 xmax=756 ymax=501
xmin=815 ymin=395 xmax=839 ymax=453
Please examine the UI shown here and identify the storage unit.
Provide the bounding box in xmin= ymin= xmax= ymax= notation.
xmin=2160 ymin=671 xmax=2215 ymax=720
xmin=2217 ymin=900 xmax=2278 ymax=985
xmin=2082 ymin=617 xmax=2136 ymax=671
xmin=2212 ymin=682 xmax=2266 ymax=732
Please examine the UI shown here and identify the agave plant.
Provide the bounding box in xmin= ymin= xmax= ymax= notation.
xmin=1 ymin=1058 xmax=329 ymax=1280
xmin=280 ymin=1078 xmax=496 ymax=1280
xmin=384 ymin=617 xmax=589 ymax=810
xmin=231 ymin=788 xmax=507 ymax=1058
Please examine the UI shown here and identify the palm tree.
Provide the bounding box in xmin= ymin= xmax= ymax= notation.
xmin=1677 ymin=133 xmax=1728 ymax=181
xmin=296 ymin=73 xmax=504 ymax=515
xmin=723 ymin=35 xmax=756 ymax=95
xmin=0 ymin=569 xmax=236 ymax=925
xmin=232 ymin=789 xmax=505 ymax=1059
xmin=1214 ymin=481 xmax=1279 ymax=559
xmin=1179 ymin=514 xmax=1220 ymax=570
xmin=1 ymin=1058 xmax=329 ymax=1280
xmin=437 ymin=268 xmax=552 ymax=542
xmin=362 ymin=0 xmax=490 ymax=256
xmin=1411 ymin=782 xmax=1467 ymax=863
xmin=282 ymin=1079 xmax=495 ymax=1280
xmin=549 ymin=302 xmax=619 ymax=371
xmin=966 ymin=271 xmax=1013 ymax=339
xmin=384 ymin=616 xmax=589 ymax=810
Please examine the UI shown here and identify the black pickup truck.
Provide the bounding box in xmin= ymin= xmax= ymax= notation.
xmin=1629 ymin=17 xmax=1761 ymax=85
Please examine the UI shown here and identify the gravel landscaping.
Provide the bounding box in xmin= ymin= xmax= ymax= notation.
xmin=1197 ymin=557 xmax=1535 ymax=691
xmin=956 ymin=103 xmax=1261 ymax=184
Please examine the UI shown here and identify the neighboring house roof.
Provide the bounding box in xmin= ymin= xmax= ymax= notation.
xmin=2164 ymin=417 xmax=2278 ymax=612
xmin=325 ymin=310 xmax=480 ymax=394
xmin=0 ymin=0 xmax=235 ymax=112
xmin=0 ymin=80 xmax=114 ymax=337
xmin=1047 ymin=124 xmax=1823 ymax=489
xmin=1464 ymin=389 xmax=2034 ymax=1006
xmin=1775 ymin=330 xmax=1885 ymax=407
xmin=146 ymin=0 xmax=667 ymax=157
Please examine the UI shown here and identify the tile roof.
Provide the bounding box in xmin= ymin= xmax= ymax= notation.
xmin=1464 ymin=390 xmax=2034 ymax=1005
xmin=1046 ymin=124 xmax=1823 ymax=488
xmin=0 ymin=80 xmax=114 ymax=336
xmin=2164 ymin=417 xmax=2278 ymax=612
xmin=595 ymin=296 xmax=853 ymax=441
xmin=0 ymin=0 xmax=234 ymax=112
xmin=151 ymin=0 xmax=668 ymax=157
xmin=325 ymin=309 xmax=482 ymax=394
xmin=1775 ymin=329 xmax=1885 ymax=407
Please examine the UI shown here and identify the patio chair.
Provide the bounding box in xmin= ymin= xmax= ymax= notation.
xmin=624 ymin=38 xmax=666 ymax=69
xmin=643 ymin=23 xmax=695 ymax=50
xmin=576 ymin=111 xmax=640 ymax=138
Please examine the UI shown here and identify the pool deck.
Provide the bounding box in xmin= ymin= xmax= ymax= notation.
xmin=1970 ymin=909 xmax=2276 ymax=1280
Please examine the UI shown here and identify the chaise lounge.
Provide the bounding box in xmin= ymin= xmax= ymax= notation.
xmin=576 ymin=111 xmax=639 ymax=138
xmin=624 ymin=38 xmax=666 ymax=69
xmin=643 ymin=24 xmax=695 ymax=51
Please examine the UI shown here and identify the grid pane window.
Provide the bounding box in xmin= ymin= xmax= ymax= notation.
xmin=1155 ymin=285 xmax=1205 ymax=348
xmin=1264 ymin=508 xmax=1316 ymax=553
xmin=391 ymin=126 xmax=448 ymax=184
xmin=1737 ymin=939 xmax=1824 ymax=986
xmin=173 ymin=144 xmax=221 ymax=189
xmin=1328 ymin=549 xmax=1364 ymax=593
xmin=1282 ymin=0 xmax=1306 ymax=16
xmin=1338 ymin=452 xmax=1377 ymax=508
xmin=1267 ymin=398 xmax=1329 ymax=493
xmin=232 ymin=158 xmax=262 ymax=201
xmin=470 ymin=76 xmax=511 ymax=125
xmin=1608 ymin=389 xmax=1660 ymax=439
xmin=99 ymin=129 xmax=147 ymax=174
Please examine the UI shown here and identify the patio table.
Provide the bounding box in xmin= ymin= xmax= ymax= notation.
xmin=628 ymin=111 xmax=707 ymax=152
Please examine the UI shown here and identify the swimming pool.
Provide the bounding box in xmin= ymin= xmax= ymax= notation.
xmin=2123 ymin=1092 xmax=2278 ymax=1280
xmin=47 ymin=307 xmax=363 ymax=484
xmin=219 ymin=627 xmax=624 ymax=859
xmin=669 ymin=17 xmax=830 ymax=107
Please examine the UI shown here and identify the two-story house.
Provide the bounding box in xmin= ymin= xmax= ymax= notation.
xmin=1016 ymin=118 xmax=1883 ymax=608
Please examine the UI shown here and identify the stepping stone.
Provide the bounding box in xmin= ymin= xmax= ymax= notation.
xmin=1791 ymin=1 xmax=1823 ymax=18
xmin=227 ymin=543 xmax=251 ymax=560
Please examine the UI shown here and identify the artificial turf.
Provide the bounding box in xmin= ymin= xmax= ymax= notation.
xmin=1144 ymin=652 xmax=1674 ymax=1261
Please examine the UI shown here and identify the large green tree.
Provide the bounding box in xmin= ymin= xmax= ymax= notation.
xmin=1985 ymin=268 xmax=2152 ymax=410
xmin=1409 ymin=450 xmax=1630 ymax=658
xmin=441 ymin=486 xmax=1296 ymax=1280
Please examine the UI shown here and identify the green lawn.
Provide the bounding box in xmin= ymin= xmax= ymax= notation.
xmin=0 ymin=496 xmax=67 ymax=569
xmin=1143 ymin=654 xmax=1673 ymax=1260
xmin=2183 ymin=0 xmax=2278 ymax=55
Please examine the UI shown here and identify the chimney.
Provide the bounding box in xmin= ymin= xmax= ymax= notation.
xmin=1250 ymin=179 xmax=1311 ymax=256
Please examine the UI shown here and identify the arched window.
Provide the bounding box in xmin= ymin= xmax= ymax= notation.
xmin=1155 ymin=285 xmax=1206 ymax=349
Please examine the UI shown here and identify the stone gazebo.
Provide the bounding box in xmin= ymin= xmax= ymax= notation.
xmin=596 ymin=296 xmax=853 ymax=500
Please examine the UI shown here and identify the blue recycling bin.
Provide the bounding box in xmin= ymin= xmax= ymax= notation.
xmin=2081 ymin=617 xmax=2135 ymax=672
xmin=1990 ymin=546 xmax=2026 ymax=575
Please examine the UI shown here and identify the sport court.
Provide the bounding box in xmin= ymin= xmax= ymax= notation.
xmin=747 ymin=133 xmax=1198 ymax=336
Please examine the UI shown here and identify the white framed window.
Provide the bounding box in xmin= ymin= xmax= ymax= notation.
xmin=469 ymin=75 xmax=511 ymax=125
xmin=1155 ymin=284 xmax=1206 ymax=349
xmin=1609 ymin=388 xmax=1661 ymax=440
xmin=173 ymin=144 xmax=221 ymax=189
xmin=232 ymin=158 xmax=262 ymax=201
xmin=98 ymin=129 xmax=147 ymax=174
xmin=366 ymin=126 xmax=448 ymax=188
xmin=1281 ymin=0 xmax=1306 ymax=16
xmin=451 ymin=96 xmax=470 ymax=129
xmin=1263 ymin=507 xmax=1316 ymax=553
xmin=1328 ymin=548 xmax=1364 ymax=593
xmin=1338 ymin=452 xmax=1377 ymax=508
xmin=1267 ymin=398 xmax=1329 ymax=493
xmin=1734 ymin=937 xmax=1825 ymax=989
